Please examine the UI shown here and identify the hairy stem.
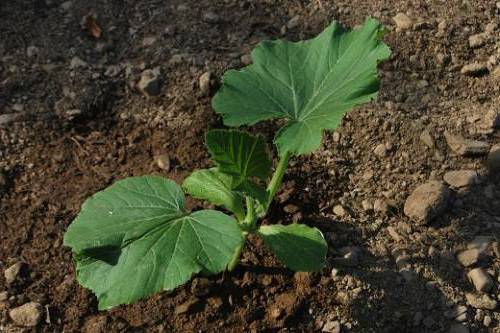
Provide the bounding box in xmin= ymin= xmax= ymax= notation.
xmin=244 ymin=196 xmax=256 ymax=228
xmin=265 ymin=151 xmax=291 ymax=210
xmin=227 ymin=232 xmax=247 ymax=271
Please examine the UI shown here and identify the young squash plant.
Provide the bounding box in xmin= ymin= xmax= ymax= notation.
xmin=64 ymin=18 xmax=390 ymax=310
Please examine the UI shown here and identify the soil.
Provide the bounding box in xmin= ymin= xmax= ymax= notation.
xmin=1 ymin=0 xmax=500 ymax=332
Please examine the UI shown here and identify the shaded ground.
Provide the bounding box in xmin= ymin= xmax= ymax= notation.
xmin=1 ymin=0 xmax=499 ymax=332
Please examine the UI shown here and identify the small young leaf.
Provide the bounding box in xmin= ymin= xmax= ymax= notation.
xmin=205 ymin=129 xmax=271 ymax=184
xmin=64 ymin=176 xmax=243 ymax=309
xmin=182 ymin=168 xmax=245 ymax=220
xmin=212 ymin=18 xmax=391 ymax=156
xmin=257 ymin=224 xmax=327 ymax=272
xmin=236 ymin=180 xmax=268 ymax=216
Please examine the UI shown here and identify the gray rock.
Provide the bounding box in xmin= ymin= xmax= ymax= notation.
xmin=287 ymin=16 xmax=300 ymax=29
xmin=199 ymin=71 xmax=213 ymax=96
xmin=443 ymin=170 xmax=478 ymax=188
xmin=322 ymin=320 xmax=340 ymax=333
xmin=404 ymin=181 xmax=450 ymax=224
xmin=155 ymin=154 xmax=170 ymax=171
xmin=460 ymin=62 xmax=488 ymax=76
xmin=444 ymin=131 xmax=490 ymax=156
xmin=9 ymin=302 xmax=43 ymax=327
xmin=104 ymin=65 xmax=121 ymax=78
xmin=202 ymin=11 xmax=220 ymax=23
xmin=456 ymin=249 xmax=480 ymax=267
xmin=70 ymin=56 xmax=87 ymax=69
xmin=392 ymin=13 xmax=413 ymax=30
xmin=487 ymin=144 xmax=500 ymax=173
xmin=60 ymin=1 xmax=72 ymax=11
xmin=26 ymin=46 xmax=40 ymax=58
xmin=0 ymin=113 xmax=22 ymax=126
xmin=468 ymin=33 xmax=487 ymax=48
xmin=4 ymin=262 xmax=23 ymax=284
xmin=468 ymin=268 xmax=493 ymax=292
xmin=483 ymin=315 xmax=492 ymax=327
xmin=137 ymin=68 xmax=161 ymax=97
xmin=465 ymin=292 xmax=497 ymax=310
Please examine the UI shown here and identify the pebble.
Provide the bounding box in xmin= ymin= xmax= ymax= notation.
xmin=333 ymin=205 xmax=347 ymax=217
xmin=26 ymin=46 xmax=40 ymax=58
xmin=456 ymin=249 xmax=480 ymax=267
xmin=468 ymin=33 xmax=487 ymax=48
xmin=444 ymin=131 xmax=490 ymax=156
xmin=373 ymin=198 xmax=389 ymax=214
xmin=322 ymin=320 xmax=341 ymax=333
xmin=9 ymin=302 xmax=43 ymax=327
xmin=467 ymin=268 xmax=493 ymax=292
xmin=0 ymin=291 xmax=8 ymax=302
xmin=392 ymin=13 xmax=413 ymax=30
xmin=60 ymin=1 xmax=72 ymax=11
xmin=240 ymin=54 xmax=252 ymax=66
xmin=4 ymin=262 xmax=23 ymax=284
xmin=155 ymin=154 xmax=170 ymax=171
xmin=174 ymin=297 xmax=199 ymax=314
xmin=445 ymin=305 xmax=468 ymax=321
xmin=478 ymin=109 xmax=500 ymax=130
xmin=105 ymin=65 xmax=121 ymax=78
xmin=443 ymin=170 xmax=478 ymax=188
xmin=403 ymin=181 xmax=450 ymax=224
xmin=0 ymin=113 xmax=21 ymax=126
xmin=199 ymin=71 xmax=213 ymax=96
xmin=137 ymin=68 xmax=162 ymax=97
xmin=287 ymin=16 xmax=300 ymax=29
xmin=465 ymin=292 xmax=497 ymax=310
xmin=70 ymin=56 xmax=87 ymax=69
xmin=361 ymin=199 xmax=372 ymax=211
xmin=483 ymin=315 xmax=492 ymax=327
xmin=202 ymin=11 xmax=220 ymax=23
xmin=460 ymin=62 xmax=488 ymax=76
xmin=373 ymin=143 xmax=387 ymax=157
xmin=284 ymin=204 xmax=299 ymax=214
xmin=448 ymin=323 xmax=469 ymax=333
xmin=420 ymin=129 xmax=435 ymax=149
xmin=487 ymin=144 xmax=500 ymax=173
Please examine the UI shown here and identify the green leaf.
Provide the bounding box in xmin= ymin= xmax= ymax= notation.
xmin=205 ymin=129 xmax=272 ymax=184
xmin=64 ymin=176 xmax=243 ymax=309
xmin=182 ymin=168 xmax=245 ymax=220
xmin=236 ymin=180 xmax=269 ymax=216
xmin=212 ymin=18 xmax=391 ymax=155
xmin=257 ymin=224 xmax=327 ymax=272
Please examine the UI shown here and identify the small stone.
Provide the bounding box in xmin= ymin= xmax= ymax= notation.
xmin=104 ymin=65 xmax=121 ymax=78
xmin=468 ymin=268 xmax=494 ymax=292
xmin=0 ymin=113 xmax=21 ymax=126
xmin=322 ymin=320 xmax=341 ymax=333
xmin=469 ymin=33 xmax=487 ymax=48
xmin=445 ymin=305 xmax=468 ymax=320
xmin=444 ymin=131 xmax=490 ymax=156
xmin=199 ymin=71 xmax=213 ymax=96
xmin=9 ymin=302 xmax=43 ymax=327
xmin=333 ymin=205 xmax=346 ymax=217
xmin=190 ymin=278 xmax=212 ymax=296
xmin=457 ymin=249 xmax=480 ymax=267
xmin=387 ymin=226 xmax=402 ymax=242
xmin=392 ymin=13 xmax=413 ymax=30
xmin=420 ymin=129 xmax=435 ymax=148
xmin=4 ymin=262 xmax=23 ymax=284
xmin=202 ymin=11 xmax=220 ymax=23
xmin=443 ymin=170 xmax=478 ymax=188
xmin=448 ymin=323 xmax=469 ymax=333
xmin=26 ymin=46 xmax=40 ymax=58
xmin=70 ymin=56 xmax=87 ymax=69
xmin=137 ymin=68 xmax=161 ymax=97
xmin=465 ymin=292 xmax=497 ymax=310
xmin=487 ymin=144 xmax=500 ymax=172
xmin=287 ymin=16 xmax=300 ymax=29
xmin=0 ymin=291 xmax=8 ymax=302
xmin=373 ymin=198 xmax=389 ymax=214
xmin=361 ymin=199 xmax=373 ymax=211
xmin=142 ymin=36 xmax=157 ymax=47
xmin=240 ymin=54 xmax=252 ymax=66
xmin=483 ymin=315 xmax=492 ymax=327
xmin=404 ymin=181 xmax=450 ymax=224
xmin=155 ymin=154 xmax=170 ymax=171
xmin=174 ymin=297 xmax=199 ymax=315
xmin=460 ymin=62 xmax=488 ymax=76
xmin=373 ymin=144 xmax=387 ymax=157
xmin=60 ymin=1 xmax=72 ymax=10
xmin=479 ymin=109 xmax=500 ymax=129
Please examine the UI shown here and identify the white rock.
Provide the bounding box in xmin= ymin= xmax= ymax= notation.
xmin=9 ymin=302 xmax=43 ymax=327
xmin=404 ymin=181 xmax=450 ymax=224
xmin=199 ymin=71 xmax=213 ymax=96
xmin=373 ymin=144 xmax=387 ymax=157
xmin=333 ymin=205 xmax=347 ymax=217
xmin=155 ymin=154 xmax=170 ymax=171
xmin=443 ymin=170 xmax=478 ymax=188
xmin=469 ymin=33 xmax=487 ymax=48
xmin=465 ymin=292 xmax=497 ymax=310
xmin=456 ymin=249 xmax=480 ymax=267
xmin=460 ymin=62 xmax=488 ymax=76
xmin=322 ymin=320 xmax=340 ymax=333
xmin=468 ymin=268 xmax=493 ymax=292
xmin=392 ymin=13 xmax=413 ymax=30
xmin=4 ymin=262 xmax=23 ymax=284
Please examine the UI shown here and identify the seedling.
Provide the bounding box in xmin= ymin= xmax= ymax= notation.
xmin=64 ymin=18 xmax=390 ymax=309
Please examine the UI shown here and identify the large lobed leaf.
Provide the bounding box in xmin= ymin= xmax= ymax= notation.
xmin=64 ymin=176 xmax=243 ymax=309
xmin=257 ymin=224 xmax=327 ymax=272
xmin=212 ymin=18 xmax=391 ymax=156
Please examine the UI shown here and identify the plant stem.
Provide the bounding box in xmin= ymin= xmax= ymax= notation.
xmin=244 ymin=196 xmax=256 ymax=228
xmin=265 ymin=151 xmax=291 ymax=210
xmin=227 ymin=231 xmax=247 ymax=271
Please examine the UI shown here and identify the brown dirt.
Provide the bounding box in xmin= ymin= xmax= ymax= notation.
xmin=1 ymin=0 xmax=499 ymax=332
